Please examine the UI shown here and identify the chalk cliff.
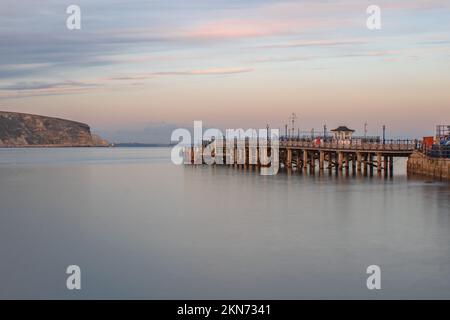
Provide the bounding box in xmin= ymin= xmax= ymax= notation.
xmin=0 ymin=111 xmax=109 ymax=147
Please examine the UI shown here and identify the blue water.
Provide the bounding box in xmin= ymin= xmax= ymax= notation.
xmin=0 ymin=148 xmax=449 ymax=299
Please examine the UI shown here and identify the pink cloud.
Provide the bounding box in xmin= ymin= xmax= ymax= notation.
xmin=180 ymin=19 xmax=298 ymax=40
xmin=179 ymin=0 xmax=450 ymax=42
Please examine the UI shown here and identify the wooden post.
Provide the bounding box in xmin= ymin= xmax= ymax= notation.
xmin=234 ymin=145 xmax=238 ymax=168
xmin=319 ymin=151 xmax=325 ymax=170
xmin=363 ymin=153 xmax=368 ymax=175
xmin=335 ymin=152 xmax=339 ymax=173
xmin=193 ymin=146 xmax=202 ymax=165
xmin=239 ymin=144 xmax=245 ymax=168
xmin=310 ymin=152 xmax=316 ymax=173
xmin=202 ymin=146 xmax=206 ymax=165
xmin=344 ymin=153 xmax=350 ymax=174
xmin=377 ymin=153 xmax=382 ymax=175
xmin=245 ymin=145 xmax=249 ymax=169
xmin=352 ymin=153 xmax=356 ymax=174
xmin=357 ymin=152 xmax=362 ymax=172
xmin=384 ymin=155 xmax=388 ymax=177
xmin=222 ymin=143 xmax=226 ymax=165
xmin=338 ymin=152 xmax=344 ymax=170
xmin=328 ymin=153 xmax=333 ymax=175
xmin=247 ymin=145 xmax=251 ymax=169
xmin=389 ymin=156 xmax=394 ymax=177
xmin=286 ymin=148 xmax=292 ymax=168
xmin=303 ymin=150 xmax=308 ymax=170
xmin=256 ymin=146 xmax=260 ymax=167
xmin=327 ymin=152 xmax=333 ymax=170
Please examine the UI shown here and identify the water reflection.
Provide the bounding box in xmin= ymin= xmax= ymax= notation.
xmin=0 ymin=148 xmax=449 ymax=299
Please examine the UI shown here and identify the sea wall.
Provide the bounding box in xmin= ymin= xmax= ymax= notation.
xmin=407 ymin=151 xmax=449 ymax=181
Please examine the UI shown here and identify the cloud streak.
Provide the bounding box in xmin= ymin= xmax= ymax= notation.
xmin=259 ymin=39 xmax=367 ymax=49
xmin=109 ymin=67 xmax=254 ymax=80
xmin=0 ymin=81 xmax=100 ymax=98
xmin=0 ymin=67 xmax=253 ymax=98
xmin=0 ymin=81 xmax=98 ymax=91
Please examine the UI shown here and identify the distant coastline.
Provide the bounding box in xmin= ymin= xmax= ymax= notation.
xmin=113 ymin=143 xmax=175 ymax=148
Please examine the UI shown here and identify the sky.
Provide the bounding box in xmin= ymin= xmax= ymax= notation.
xmin=0 ymin=0 xmax=449 ymax=142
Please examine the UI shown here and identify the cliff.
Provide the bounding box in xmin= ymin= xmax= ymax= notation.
xmin=0 ymin=111 xmax=109 ymax=147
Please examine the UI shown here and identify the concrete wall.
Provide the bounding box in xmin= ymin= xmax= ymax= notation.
xmin=407 ymin=151 xmax=449 ymax=181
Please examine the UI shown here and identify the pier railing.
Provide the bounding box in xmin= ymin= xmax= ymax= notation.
xmin=201 ymin=137 xmax=418 ymax=152
xmin=279 ymin=138 xmax=418 ymax=152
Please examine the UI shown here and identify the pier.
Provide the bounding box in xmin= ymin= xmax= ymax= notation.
xmin=184 ymin=137 xmax=417 ymax=177
xmin=181 ymin=124 xmax=450 ymax=179
xmin=278 ymin=138 xmax=416 ymax=176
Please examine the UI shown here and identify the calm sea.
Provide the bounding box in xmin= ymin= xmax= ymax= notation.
xmin=0 ymin=148 xmax=449 ymax=299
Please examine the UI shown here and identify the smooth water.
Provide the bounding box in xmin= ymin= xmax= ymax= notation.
xmin=0 ymin=148 xmax=449 ymax=299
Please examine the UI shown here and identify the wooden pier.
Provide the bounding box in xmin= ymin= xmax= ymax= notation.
xmin=184 ymin=138 xmax=417 ymax=177
xmin=278 ymin=138 xmax=416 ymax=176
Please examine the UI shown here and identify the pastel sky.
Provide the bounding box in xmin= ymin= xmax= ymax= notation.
xmin=0 ymin=0 xmax=449 ymax=141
